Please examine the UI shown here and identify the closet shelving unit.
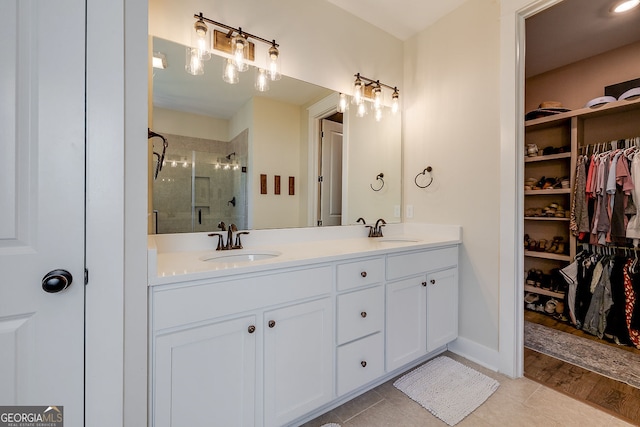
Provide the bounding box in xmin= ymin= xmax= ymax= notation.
xmin=524 ymin=97 xmax=640 ymax=301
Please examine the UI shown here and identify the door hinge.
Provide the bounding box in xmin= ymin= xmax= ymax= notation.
xmin=84 ymin=268 xmax=89 ymax=285
xmin=318 ymin=176 xmax=323 ymax=182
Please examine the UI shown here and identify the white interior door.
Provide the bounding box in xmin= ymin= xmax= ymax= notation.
xmin=319 ymin=119 xmax=343 ymax=226
xmin=0 ymin=0 xmax=85 ymax=424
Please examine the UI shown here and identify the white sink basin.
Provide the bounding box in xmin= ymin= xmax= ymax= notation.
xmin=375 ymin=237 xmax=420 ymax=243
xmin=200 ymin=250 xmax=282 ymax=264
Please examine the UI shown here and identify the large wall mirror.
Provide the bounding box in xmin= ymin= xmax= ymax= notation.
xmin=149 ymin=37 xmax=401 ymax=233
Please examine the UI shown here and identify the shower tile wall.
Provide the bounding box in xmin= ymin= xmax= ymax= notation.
xmin=153 ymin=131 xmax=248 ymax=234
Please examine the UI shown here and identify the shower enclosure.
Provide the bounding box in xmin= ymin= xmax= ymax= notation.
xmin=152 ymin=132 xmax=248 ymax=234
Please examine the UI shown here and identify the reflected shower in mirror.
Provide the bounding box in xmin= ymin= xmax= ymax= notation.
xmin=150 ymin=36 xmax=401 ymax=233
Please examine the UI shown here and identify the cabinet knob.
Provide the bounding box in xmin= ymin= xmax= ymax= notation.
xmin=361 ymin=271 xmax=367 ymax=278
xmin=361 ymin=360 xmax=367 ymax=368
xmin=361 ymin=311 xmax=367 ymax=318
xmin=422 ymin=281 xmax=427 ymax=287
xmin=268 ymin=320 xmax=276 ymax=328
xmin=248 ymin=325 xmax=256 ymax=334
xmin=430 ymin=279 xmax=436 ymax=285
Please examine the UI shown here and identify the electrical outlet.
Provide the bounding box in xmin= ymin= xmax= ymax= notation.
xmin=394 ymin=205 xmax=400 ymax=217
xmin=406 ymin=205 xmax=414 ymax=218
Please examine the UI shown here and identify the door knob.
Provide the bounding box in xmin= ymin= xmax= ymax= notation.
xmin=42 ymin=269 xmax=73 ymax=293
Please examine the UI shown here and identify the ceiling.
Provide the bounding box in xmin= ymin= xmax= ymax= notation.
xmin=326 ymin=0 xmax=640 ymax=77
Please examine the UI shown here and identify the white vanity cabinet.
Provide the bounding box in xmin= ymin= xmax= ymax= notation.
xmin=149 ymin=233 xmax=461 ymax=427
xmin=150 ymin=265 xmax=333 ymax=427
xmin=385 ymin=246 xmax=459 ymax=372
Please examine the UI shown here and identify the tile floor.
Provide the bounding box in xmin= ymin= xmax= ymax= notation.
xmin=302 ymin=351 xmax=634 ymax=427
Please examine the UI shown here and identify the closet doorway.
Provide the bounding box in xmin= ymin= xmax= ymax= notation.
xmin=523 ymin=0 xmax=640 ymax=422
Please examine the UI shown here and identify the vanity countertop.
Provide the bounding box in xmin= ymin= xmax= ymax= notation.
xmin=148 ymin=223 xmax=461 ymax=286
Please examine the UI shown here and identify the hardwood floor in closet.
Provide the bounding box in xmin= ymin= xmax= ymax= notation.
xmin=524 ymin=310 xmax=640 ymax=425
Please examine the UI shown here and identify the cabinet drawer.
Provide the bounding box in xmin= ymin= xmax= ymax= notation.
xmin=386 ymin=246 xmax=458 ymax=280
xmin=336 ymin=333 xmax=384 ymax=396
xmin=336 ymin=257 xmax=384 ymax=291
xmin=337 ymin=286 xmax=384 ymax=345
xmin=153 ymin=266 xmax=332 ymax=331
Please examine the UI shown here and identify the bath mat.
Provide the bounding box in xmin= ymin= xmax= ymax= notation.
xmin=393 ymin=356 xmax=499 ymax=426
xmin=524 ymin=321 xmax=640 ymax=389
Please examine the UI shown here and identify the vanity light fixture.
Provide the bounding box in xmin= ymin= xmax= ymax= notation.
xmin=613 ymin=0 xmax=639 ymax=12
xmin=345 ymin=73 xmax=400 ymax=121
xmin=186 ymin=47 xmax=204 ymax=75
xmin=189 ymin=12 xmax=282 ymax=91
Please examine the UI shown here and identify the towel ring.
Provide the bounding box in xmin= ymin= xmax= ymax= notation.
xmin=415 ymin=166 xmax=433 ymax=189
xmin=370 ymin=173 xmax=384 ymax=191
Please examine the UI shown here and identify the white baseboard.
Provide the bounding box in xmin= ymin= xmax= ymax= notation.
xmin=447 ymin=336 xmax=501 ymax=373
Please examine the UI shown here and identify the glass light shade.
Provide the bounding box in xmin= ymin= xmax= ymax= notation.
xmin=185 ymin=47 xmax=204 ymax=75
xmin=255 ymin=68 xmax=270 ymax=92
xmin=232 ymin=34 xmax=249 ymax=72
xmin=267 ymin=43 xmax=281 ymax=81
xmin=391 ymin=90 xmax=400 ymax=115
xmin=337 ymin=93 xmax=349 ymax=113
xmin=372 ymin=86 xmax=383 ymax=111
xmin=356 ymin=100 xmax=367 ymax=118
xmin=222 ymin=58 xmax=239 ymax=84
xmin=352 ymin=77 xmax=364 ymax=105
xmin=192 ymin=19 xmax=211 ymax=61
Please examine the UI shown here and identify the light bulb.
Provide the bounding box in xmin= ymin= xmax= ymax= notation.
xmin=255 ymin=68 xmax=270 ymax=92
xmin=613 ymin=0 xmax=639 ymax=12
xmin=356 ymin=101 xmax=367 ymax=118
xmin=232 ymin=34 xmax=249 ymax=72
xmin=352 ymin=76 xmax=364 ymax=105
xmin=337 ymin=93 xmax=348 ymax=113
xmin=372 ymin=85 xmax=383 ymax=111
xmin=391 ymin=89 xmax=400 ymax=115
xmin=268 ymin=42 xmax=281 ymax=81
xmin=375 ymin=107 xmax=383 ymax=122
xmin=185 ymin=47 xmax=204 ymax=75
xmin=192 ymin=18 xmax=211 ymax=61
xmin=222 ymin=58 xmax=239 ymax=84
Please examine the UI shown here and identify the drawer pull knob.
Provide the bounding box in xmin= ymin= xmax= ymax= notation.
xmin=361 ymin=271 xmax=367 ymax=278
xmin=422 ymin=281 xmax=427 ymax=287
xmin=430 ymin=279 xmax=436 ymax=285
xmin=268 ymin=320 xmax=276 ymax=328
xmin=361 ymin=360 xmax=367 ymax=368
xmin=248 ymin=325 xmax=256 ymax=334
xmin=361 ymin=311 xmax=367 ymax=318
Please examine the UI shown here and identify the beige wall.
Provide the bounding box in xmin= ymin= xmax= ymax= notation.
xmin=251 ymin=96 xmax=304 ymax=229
xmin=152 ymin=107 xmax=229 ymax=141
xmin=404 ymin=0 xmax=502 ymax=350
xmin=526 ymin=40 xmax=640 ymax=112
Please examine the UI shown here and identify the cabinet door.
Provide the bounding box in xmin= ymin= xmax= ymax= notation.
xmin=426 ymin=268 xmax=458 ymax=351
xmin=385 ymin=276 xmax=427 ymax=372
xmin=153 ymin=315 xmax=257 ymax=427
xmin=263 ymin=297 xmax=333 ymax=427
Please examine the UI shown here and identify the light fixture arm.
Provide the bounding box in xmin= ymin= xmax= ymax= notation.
xmin=354 ymin=73 xmax=398 ymax=93
xmin=194 ymin=13 xmax=279 ymax=48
